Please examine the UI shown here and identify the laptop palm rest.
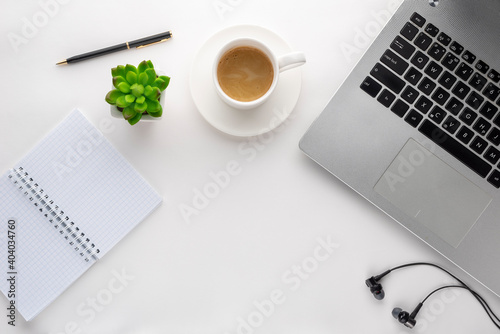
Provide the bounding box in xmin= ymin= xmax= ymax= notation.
xmin=374 ymin=139 xmax=492 ymax=248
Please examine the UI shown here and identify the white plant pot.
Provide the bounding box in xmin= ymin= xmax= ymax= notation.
xmin=110 ymin=70 xmax=166 ymax=122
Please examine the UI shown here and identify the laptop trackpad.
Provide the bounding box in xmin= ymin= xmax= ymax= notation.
xmin=374 ymin=139 xmax=492 ymax=248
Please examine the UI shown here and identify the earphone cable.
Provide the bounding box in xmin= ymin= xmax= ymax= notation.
xmin=419 ymin=285 xmax=500 ymax=330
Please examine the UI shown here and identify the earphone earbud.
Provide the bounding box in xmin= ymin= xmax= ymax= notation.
xmin=392 ymin=303 xmax=422 ymax=329
xmin=365 ymin=269 xmax=390 ymax=300
xmin=392 ymin=307 xmax=416 ymax=328
xmin=365 ymin=276 xmax=385 ymax=300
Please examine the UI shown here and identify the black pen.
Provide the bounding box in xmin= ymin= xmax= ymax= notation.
xmin=56 ymin=31 xmax=173 ymax=65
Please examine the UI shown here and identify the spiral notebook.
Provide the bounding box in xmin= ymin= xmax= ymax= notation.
xmin=0 ymin=109 xmax=162 ymax=321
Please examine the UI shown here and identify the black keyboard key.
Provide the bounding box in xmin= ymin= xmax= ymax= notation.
xmin=466 ymin=91 xmax=484 ymax=110
xmin=415 ymin=96 xmax=433 ymax=114
xmin=391 ymin=99 xmax=410 ymax=117
xmin=483 ymin=83 xmax=500 ymax=102
xmin=484 ymin=147 xmax=500 ymax=165
xmin=438 ymin=71 xmax=457 ymax=90
xmin=360 ymin=76 xmax=382 ymax=97
xmin=479 ymin=101 xmax=498 ymax=120
xmin=411 ymin=51 xmax=429 ymax=70
xmin=370 ymin=63 xmax=406 ymax=94
xmin=428 ymin=43 xmax=446 ymax=61
xmin=469 ymin=73 xmax=487 ymax=91
xmin=442 ymin=116 xmax=461 ymax=134
xmin=456 ymin=63 xmax=474 ymax=81
xmin=401 ymin=22 xmax=419 ymax=41
xmin=404 ymin=67 xmax=423 ymax=85
xmin=487 ymin=127 xmax=500 ymax=146
xmin=487 ymin=69 xmax=500 ymax=83
xmin=401 ymin=86 xmax=419 ymax=104
xmin=457 ymin=126 xmax=475 ymax=145
xmin=432 ymin=87 xmax=450 ymax=106
xmin=495 ymin=114 xmax=500 ymax=127
xmin=429 ymin=106 xmax=447 ymax=124
xmin=473 ymin=117 xmax=491 ymax=136
xmin=377 ymin=89 xmax=396 ymax=108
xmin=462 ymin=51 xmax=476 ymax=64
xmin=437 ymin=32 xmax=451 ymax=46
xmin=452 ymin=81 xmax=470 ymax=100
xmin=390 ymin=36 xmax=416 ymax=60
xmin=470 ymin=137 xmax=488 ymax=155
xmin=441 ymin=53 xmax=460 ymax=71
xmin=487 ymin=170 xmax=500 ymax=188
xmin=450 ymin=41 xmax=464 ymax=55
xmin=424 ymin=23 xmax=439 ymax=37
xmin=460 ymin=107 xmax=478 ymax=126
xmin=418 ymin=77 xmax=436 ymax=95
xmin=410 ymin=12 xmax=426 ymax=27
xmin=405 ymin=109 xmax=423 ymax=127
xmin=419 ymin=120 xmax=492 ymax=177
xmin=446 ymin=97 xmax=464 ymax=115
xmin=414 ymin=32 xmax=433 ymax=51
xmin=381 ymin=49 xmax=409 ymax=75
xmin=475 ymin=60 xmax=490 ymax=74
xmin=424 ymin=61 xmax=443 ymax=79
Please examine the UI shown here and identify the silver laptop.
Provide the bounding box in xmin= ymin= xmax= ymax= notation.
xmin=300 ymin=0 xmax=500 ymax=295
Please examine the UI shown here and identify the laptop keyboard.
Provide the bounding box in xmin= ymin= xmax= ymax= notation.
xmin=360 ymin=12 xmax=500 ymax=189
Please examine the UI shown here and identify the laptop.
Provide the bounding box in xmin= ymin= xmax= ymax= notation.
xmin=300 ymin=0 xmax=500 ymax=296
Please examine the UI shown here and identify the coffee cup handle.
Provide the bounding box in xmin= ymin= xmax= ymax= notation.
xmin=278 ymin=52 xmax=306 ymax=73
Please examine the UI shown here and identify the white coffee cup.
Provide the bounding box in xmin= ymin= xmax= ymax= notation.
xmin=213 ymin=38 xmax=306 ymax=110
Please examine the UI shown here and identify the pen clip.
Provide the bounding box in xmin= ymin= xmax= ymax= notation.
xmin=136 ymin=39 xmax=169 ymax=49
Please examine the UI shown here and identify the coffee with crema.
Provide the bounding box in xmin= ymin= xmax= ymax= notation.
xmin=217 ymin=46 xmax=274 ymax=102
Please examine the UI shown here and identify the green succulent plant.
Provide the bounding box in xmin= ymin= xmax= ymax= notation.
xmin=105 ymin=60 xmax=170 ymax=125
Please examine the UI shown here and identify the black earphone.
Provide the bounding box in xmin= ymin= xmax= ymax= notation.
xmin=365 ymin=269 xmax=390 ymax=301
xmin=392 ymin=304 xmax=420 ymax=329
xmin=365 ymin=262 xmax=500 ymax=331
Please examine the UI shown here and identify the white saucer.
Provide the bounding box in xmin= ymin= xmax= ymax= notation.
xmin=190 ymin=25 xmax=303 ymax=137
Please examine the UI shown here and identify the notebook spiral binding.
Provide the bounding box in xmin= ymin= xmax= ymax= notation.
xmin=8 ymin=167 xmax=100 ymax=263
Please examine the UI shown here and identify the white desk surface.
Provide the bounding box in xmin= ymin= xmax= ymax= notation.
xmin=1 ymin=0 xmax=499 ymax=333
